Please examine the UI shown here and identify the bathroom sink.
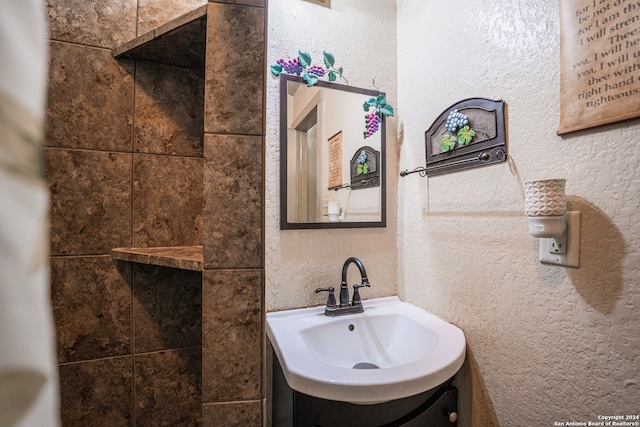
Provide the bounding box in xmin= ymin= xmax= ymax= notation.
xmin=266 ymin=296 xmax=466 ymax=404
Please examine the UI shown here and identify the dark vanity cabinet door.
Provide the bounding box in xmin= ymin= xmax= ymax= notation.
xmin=272 ymin=355 xmax=458 ymax=427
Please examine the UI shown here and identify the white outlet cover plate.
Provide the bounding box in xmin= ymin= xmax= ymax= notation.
xmin=539 ymin=211 xmax=580 ymax=268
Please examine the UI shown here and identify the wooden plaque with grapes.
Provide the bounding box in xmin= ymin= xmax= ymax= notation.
xmin=424 ymin=98 xmax=507 ymax=176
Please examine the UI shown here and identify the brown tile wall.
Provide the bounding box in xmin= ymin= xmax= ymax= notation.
xmin=45 ymin=0 xmax=266 ymax=425
xmin=201 ymin=2 xmax=266 ymax=425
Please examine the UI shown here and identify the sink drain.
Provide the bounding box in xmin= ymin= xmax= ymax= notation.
xmin=353 ymin=362 xmax=380 ymax=369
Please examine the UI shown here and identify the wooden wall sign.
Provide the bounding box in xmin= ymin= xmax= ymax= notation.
xmin=349 ymin=146 xmax=380 ymax=189
xmin=559 ymin=0 xmax=640 ymax=134
xmin=424 ymin=98 xmax=506 ymax=177
xmin=327 ymin=131 xmax=342 ymax=190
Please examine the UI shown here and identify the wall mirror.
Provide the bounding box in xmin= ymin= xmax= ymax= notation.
xmin=279 ymin=74 xmax=386 ymax=229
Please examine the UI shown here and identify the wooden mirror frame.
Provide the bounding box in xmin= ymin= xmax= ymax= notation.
xmin=279 ymin=74 xmax=386 ymax=230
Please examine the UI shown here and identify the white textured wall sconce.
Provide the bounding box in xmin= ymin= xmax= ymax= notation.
xmin=524 ymin=179 xmax=580 ymax=267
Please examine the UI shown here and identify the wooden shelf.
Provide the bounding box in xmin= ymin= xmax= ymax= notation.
xmin=112 ymin=5 xmax=207 ymax=69
xmin=111 ymin=246 xmax=203 ymax=271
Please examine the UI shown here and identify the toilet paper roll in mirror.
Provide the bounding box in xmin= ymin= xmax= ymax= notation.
xmin=328 ymin=201 xmax=340 ymax=222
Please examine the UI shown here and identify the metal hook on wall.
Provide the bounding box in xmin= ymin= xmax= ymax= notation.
xmin=399 ymin=167 xmax=428 ymax=178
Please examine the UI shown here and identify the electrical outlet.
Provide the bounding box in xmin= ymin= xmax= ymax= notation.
xmin=322 ymin=199 xmax=330 ymax=216
xmin=539 ymin=211 xmax=580 ymax=268
xmin=548 ymin=233 xmax=567 ymax=254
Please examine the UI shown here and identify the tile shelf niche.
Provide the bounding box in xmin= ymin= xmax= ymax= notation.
xmin=111 ymin=5 xmax=207 ymax=69
xmin=111 ymin=246 xmax=203 ymax=271
xmin=111 ymin=7 xmax=208 ymax=271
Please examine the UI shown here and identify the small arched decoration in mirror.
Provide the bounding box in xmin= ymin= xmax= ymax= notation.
xmin=424 ymin=98 xmax=506 ymax=176
xmin=279 ymin=74 xmax=386 ymax=229
xmin=348 ymin=146 xmax=380 ymax=190
xmin=329 ymin=146 xmax=380 ymax=191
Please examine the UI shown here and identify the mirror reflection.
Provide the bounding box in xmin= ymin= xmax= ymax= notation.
xmin=280 ymin=74 xmax=386 ymax=229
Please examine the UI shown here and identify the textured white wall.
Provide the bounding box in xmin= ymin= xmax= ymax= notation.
xmin=266 ymin=0 xmax=399 ymax=311
xmin=397 ymin=0 xmax=640 ymax=425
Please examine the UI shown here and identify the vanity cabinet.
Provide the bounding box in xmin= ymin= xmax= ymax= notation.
xmin=272 ymin=355 xmax=458 ymax=427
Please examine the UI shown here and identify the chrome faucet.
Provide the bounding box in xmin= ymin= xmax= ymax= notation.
xmin=315 ymin=257 xmax=371 ymax=316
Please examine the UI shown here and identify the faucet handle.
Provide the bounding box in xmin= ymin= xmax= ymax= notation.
xmin=315 ymin=287 xmax=337 ymax=308
xmin=351 ymin=283 xmax=371 ymax=306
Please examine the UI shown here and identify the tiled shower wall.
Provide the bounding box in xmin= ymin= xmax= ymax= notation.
xmin=44 ymin=0 xmax=266 ymax=425
xmin=201 ymin=2 xmax=266 ymax=425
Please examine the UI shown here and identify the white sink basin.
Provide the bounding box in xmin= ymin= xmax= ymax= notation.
xmin=266 ymin=296 xmax=466 ymax=404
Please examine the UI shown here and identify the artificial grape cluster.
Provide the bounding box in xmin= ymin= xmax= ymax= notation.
xmin=306 ymin=64 xmax=325 ymax=77
xmin=445 ymin=109 xmax=469 ymax=133
xmin=364 ymin=113 xmax=381 ymax=138
xmin=276 ymin=57 xmax=303 ymax=75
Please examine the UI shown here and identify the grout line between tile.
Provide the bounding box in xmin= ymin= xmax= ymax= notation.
xmin=50 ymin=254 xmax=112 ymax=259
xmin=130 ymin=59 xmax=137 ymax=250
xmin=129 ymin=5 xmax=140 ymax=426
xmin=47 ymin=39 xmax=111 ymax=51
xmin=202 ymin=399 xmax=262 ymax=406
xmin=43 ymin=145 xmax=203 ymax=159
xmin=132 ymin=345 xmax=203 ymax=358
xmin=202 ymin=131 xmax=265 ymax=138
xmin=208 ymin=1 xmax=265 ymax=9
xmin=57 ymin=354 xmax=132 ymax=367
xmin=129 ymin=260 xmax=136 ymax=427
